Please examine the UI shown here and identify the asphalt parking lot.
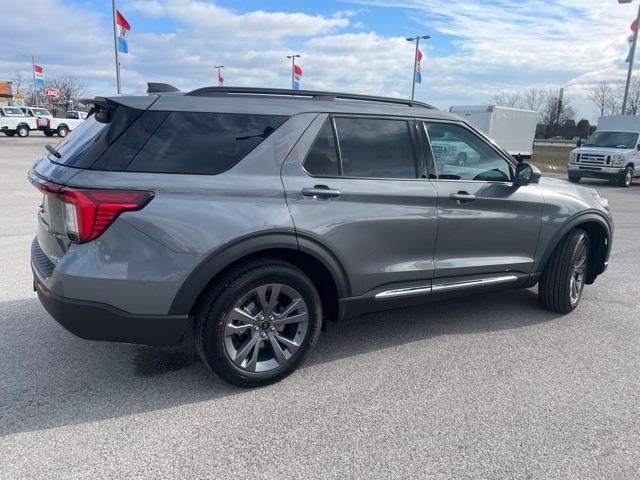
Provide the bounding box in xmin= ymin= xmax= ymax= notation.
xmin=1 ymin=135 xmax=639 ymax=479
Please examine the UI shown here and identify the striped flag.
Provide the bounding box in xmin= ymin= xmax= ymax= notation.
xmin=34 ymin=64 xmax=44 ymax=88
xmin=293 ymin=64 xmax=302 ymax=90
xmin=626 ymin=19 xmax=637 ymax=63
xmin=116 ymin=10 xmax=131 ymax=54
xmin=415 ymin=49 xmax=423 ymax=84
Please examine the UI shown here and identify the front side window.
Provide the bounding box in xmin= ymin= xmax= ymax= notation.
xmin=424 ymin=122 xmax=512 ymax=182
xmin=3 ymin=107 xmax=24 ymax=116
xmin=334 ymin=117 xmax=416 ymax=179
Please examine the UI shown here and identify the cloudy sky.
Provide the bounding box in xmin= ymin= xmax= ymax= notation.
xmin=2 ymin=0 xmax=639 ymax=121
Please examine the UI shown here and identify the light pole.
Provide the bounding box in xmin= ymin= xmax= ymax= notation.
xmin=406 ymin=35 xmax=430 ymax=100
xmin=286 ymin=54 xmax=301 ymax=90
xmin=214 ymin=65 xmax=224 ymax=86
xmin=620 ymin=0 xmax=640 ymax=114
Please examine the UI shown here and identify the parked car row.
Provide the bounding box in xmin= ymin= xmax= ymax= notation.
xmin=0 ymin=106 xmax=86 ymax=137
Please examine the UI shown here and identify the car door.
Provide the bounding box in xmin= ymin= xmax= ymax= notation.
xmin=281 ymin=114 xmax=438 ymax=303
xmin=421 ymin=120 xmax=544 ymax=281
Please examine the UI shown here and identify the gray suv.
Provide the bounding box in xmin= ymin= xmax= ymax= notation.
xmin=29 ymin=85 xmax=613 ymax=386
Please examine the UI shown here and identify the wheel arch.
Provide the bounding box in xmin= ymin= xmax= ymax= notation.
xmin=169 ymin=231 xmax=350 ymax=321
xmin=537 ymin=211 xmax=612 ymax=285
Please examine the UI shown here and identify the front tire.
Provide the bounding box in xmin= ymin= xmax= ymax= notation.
xmin=620 ymin=166 xmax=633 ymax=187
xmin=3 ymin=131 xmax=16 ymax=136
xmin=57 ymin=126 xmax=69 ymax=137
xmin=539 ymin=229 xmax=590 ymax=314
xmin=195 ymin=259 xmax=322 ymax=387
xmin=16 ymin=125 xmax=29 ymax=137
xmin=44 ymin=130 xmax=54 ymax=137
xmin=568 ymin=174 xmax=581 ymax=183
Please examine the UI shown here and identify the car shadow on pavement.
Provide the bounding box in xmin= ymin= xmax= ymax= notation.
xmin=0 ymin=288 xmax=561 ymax=437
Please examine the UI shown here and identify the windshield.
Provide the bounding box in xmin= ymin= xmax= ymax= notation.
xmin=584 ymin=131 xmax=638 ymax=149
xmin=3 ymin=107 xmax=24 ymax=116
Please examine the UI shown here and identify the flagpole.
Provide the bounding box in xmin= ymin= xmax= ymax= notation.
xmin=286 ymin=54 xmax=301 ymax=90
xmin=623 ymin=2 xmax=640 ymax=114
xmin=406 ymin=34 xmax=430 ymax=100
xmin=112 ymin=0 xmax=122 ymax=94
xmin=31 ymin=55 xmax=37 ymax=106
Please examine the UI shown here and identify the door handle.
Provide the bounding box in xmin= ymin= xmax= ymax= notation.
xmin=302 ymin=186 xmax=341 ymax=198
xmin=449 ymin=191 xmax=476 ymax=203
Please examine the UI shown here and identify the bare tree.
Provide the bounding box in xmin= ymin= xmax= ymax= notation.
xmin=44 ymin=76 xmax=87 ymax=115
xmin=488 ymin=91 xmax=523 ymax=108
xmin=12 ymin=72 xmax=25 ymax=94
xmin=589 ymin=81 xmax=613 ymax=117
xmin=626 ymin=77 xmax=640 ymax=115
xmin=539 ymin=88 xmax=576 ymax=138
xmin=604 ymin=83 xmax=625 ymax=115
xmin=521 ymin=88 xmax=544 ymax=113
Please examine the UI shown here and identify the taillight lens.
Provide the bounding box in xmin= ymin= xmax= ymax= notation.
xmin=60 ymin=189 xmax=154 ymax=243
xmin=36 ymin=118 xmax=40 ymax=127
xmin=28 ymin=171 xmax=153 ymax=243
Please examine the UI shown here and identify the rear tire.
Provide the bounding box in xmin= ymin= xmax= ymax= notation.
xmin=16 ymin=125 xmax=29 ymax=137
xmin=619 ymin=166 xmax=633 ymax=187
xmin=568 ymin=174 xmax=581 ymax=183
xmin=539 ymin=229 xmax=590 ymax=314
xmin=4 ymin=131 xmax=16 ymax=136
xmin=57 ymin=126 xmax=69 ymax=137
xmin=195 ymin=259 xmax=322 ymax=387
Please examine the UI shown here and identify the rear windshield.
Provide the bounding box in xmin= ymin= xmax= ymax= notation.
xmin=68 ymin=110 xmax=288 ymax=174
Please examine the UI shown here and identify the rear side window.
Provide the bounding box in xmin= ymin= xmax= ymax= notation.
xmin=126 ymin=112 xmax=288 ymax=175
xmin=304 ymin=120 xmax=340 ymax=177
xmin=303 ymin=117 xmax=417 ymax=179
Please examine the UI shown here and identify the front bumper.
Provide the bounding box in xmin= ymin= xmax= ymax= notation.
xmin=568 ymin=164 xmax=626 ymax=180
xmin=34 ymin=275 xmax=190 ymax=346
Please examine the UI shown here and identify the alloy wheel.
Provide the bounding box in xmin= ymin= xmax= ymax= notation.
xmin=569 ymin=236 xmax=588 ymax=306
xmin=223 ymin=283 xmax=308 ymax=373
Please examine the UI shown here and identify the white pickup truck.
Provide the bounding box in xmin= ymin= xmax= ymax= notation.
xmin=0 ymin=106 xmax=39 ymax=137
xmin=568 ymin=115 xmax=640 ymax=187
xmin=42 ymin=110 xmax=87 ymax=137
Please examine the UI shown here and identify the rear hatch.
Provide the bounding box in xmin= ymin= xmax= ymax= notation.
xmin=30 ymin=95 xmax=158 ymax=268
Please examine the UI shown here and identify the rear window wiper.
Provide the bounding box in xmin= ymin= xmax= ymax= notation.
xmin=45 ymin=144 xmax=62 ymax=159
xmin=236 ymin=127 xmax=275 ymax=141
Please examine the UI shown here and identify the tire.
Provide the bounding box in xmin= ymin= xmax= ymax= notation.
xmin=619 ymin=166 xmax=633 ymax=187
xmin=568 ymin=174 xmax=581 ymax=183
xmin=57 ymin=126 xmax=69 ymax=137
xmin=4 ymin=131 xmax=16 ymax=137
xmin=195 ymin=258 xmax=322 ymax=387
xmin=44 ymin=130 xmax=54 ymax=137
xmin=16 ymin=125 xmax=29 ymax=137
xmin=539 ymin=228 xmax=590 ymax=314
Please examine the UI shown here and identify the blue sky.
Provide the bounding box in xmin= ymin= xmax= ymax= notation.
xmin=2 ymin=0 xmax=640 ymax=121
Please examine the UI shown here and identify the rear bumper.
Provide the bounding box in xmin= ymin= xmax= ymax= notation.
xmin=34 ymin=274 xmax=190 ymax=346
xmin=568 ymin=164 xmax=626 ymax=179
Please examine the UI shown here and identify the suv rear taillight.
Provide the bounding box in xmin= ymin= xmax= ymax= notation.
xmin=35 ymin=118 xmax=40 ymax=127
xmin=29 ymin=171 xmax=153 ymax=243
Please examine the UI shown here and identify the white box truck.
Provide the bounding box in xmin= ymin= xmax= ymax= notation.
xmin=449 ymin=105 xmax=538 ymax=158
xmin=568 ymin=115 xmax=640 ymax=187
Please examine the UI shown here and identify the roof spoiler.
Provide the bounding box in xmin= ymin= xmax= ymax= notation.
xmin=147 ymin=82 xmax=180 ymax=93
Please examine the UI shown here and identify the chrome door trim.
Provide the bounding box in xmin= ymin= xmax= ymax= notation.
xmin=432 ymin=275 xmax=519 ymax=292
xmin=375 ymin=286 xmax=431 ymax=300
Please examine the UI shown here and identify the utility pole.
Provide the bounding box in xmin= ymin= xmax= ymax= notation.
xmin=406 ymin=35 xmax=430 ymax=100
xmin=286 ymin=54 xmax=301 ymax=90
xmin=214 ymin=65 xmax=224 ymax=86
xmin=620 ymin=0 xmax=640 ymax=114
xmin=111 ymin=0 xmax=122 ymax=94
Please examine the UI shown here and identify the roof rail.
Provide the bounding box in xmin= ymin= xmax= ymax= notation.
xmin=186 ymin=86 xmax=435 ymax=109
xmin=147 ymin=82 xmax=180 ymax=94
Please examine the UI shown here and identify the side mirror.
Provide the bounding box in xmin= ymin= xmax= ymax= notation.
xmin=577 ymin=139 xmax=583 ymax=147
xmin=636 ymin=144 xmax=640 ymax=151
xmin=514 ymin=162 xmax=541 ymax=186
